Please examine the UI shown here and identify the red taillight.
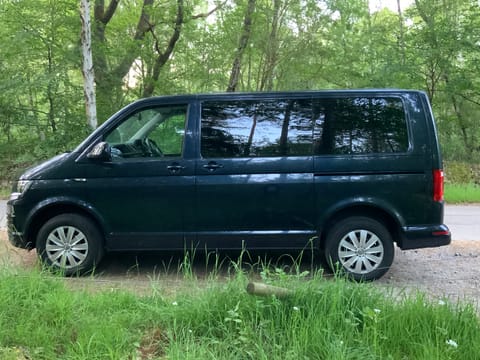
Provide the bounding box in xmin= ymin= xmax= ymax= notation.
xmin=433 ymin=169 xmax=444 ymax=202
xmin=432 ymin=230 xmax=450 ymax=236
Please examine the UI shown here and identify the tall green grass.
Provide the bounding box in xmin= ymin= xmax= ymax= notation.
xmin=445 ymin=183 xmax=480 ymax=204
xmin=0 ymin=266 xmax=479 ymax=359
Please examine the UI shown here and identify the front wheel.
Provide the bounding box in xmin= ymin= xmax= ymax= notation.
xmin=324 ymin=216 xmax=394 ymax=281
xmin=36 ymin=214 xmax=104 ymax=276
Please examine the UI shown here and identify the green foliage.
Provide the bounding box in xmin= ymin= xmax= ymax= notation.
xmin=445 ymin=161 xmax=480 ymax=185
xmin=445 ymin=162 xmax=473 ymax=184
xmin=0 ymin=267 xmax=480 ymax=359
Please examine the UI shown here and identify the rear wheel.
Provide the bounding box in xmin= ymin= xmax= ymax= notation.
xmin=324 ymin=216 xmax=394 ymax=281
xmin=36 ymin=214 xmax=104 ymax=276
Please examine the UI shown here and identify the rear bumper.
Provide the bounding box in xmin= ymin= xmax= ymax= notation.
xmin=399 ymin=224 xmax=451 ymax=250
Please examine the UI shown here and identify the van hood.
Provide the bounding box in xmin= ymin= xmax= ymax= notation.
xmin=19 ymin=153 xmax=71 ymax=180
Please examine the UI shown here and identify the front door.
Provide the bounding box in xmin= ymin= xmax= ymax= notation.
xmin=79 ymin=104 xmax=195 ymax=250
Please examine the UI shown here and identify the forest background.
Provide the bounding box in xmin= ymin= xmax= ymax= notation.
xmin=0 ymin=0 xmax=479 ymax=184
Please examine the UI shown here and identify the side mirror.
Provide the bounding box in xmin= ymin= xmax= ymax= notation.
xmin=87 ymin=142 xmax=112 ymax=162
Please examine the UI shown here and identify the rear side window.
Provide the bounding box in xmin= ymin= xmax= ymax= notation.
xmin=201 ymin=96 xmax=408 ymax=158
xmin=313 ymin=97 xmax=408 ymax=154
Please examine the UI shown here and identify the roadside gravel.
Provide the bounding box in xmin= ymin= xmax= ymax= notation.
xmin=377 ymin=240 xmax=480 ymax=305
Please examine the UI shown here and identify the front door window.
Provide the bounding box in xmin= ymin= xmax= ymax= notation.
xmin=105 ymin=106 xmax=186 ymax=159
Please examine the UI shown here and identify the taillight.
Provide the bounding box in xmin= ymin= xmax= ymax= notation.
xmin=433 ymin=169 xmax=444 ymax=202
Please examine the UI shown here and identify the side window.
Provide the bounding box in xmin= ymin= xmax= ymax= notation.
xmin=105 ymin=105 xmax=187 ymax=159
xmin=201 ymin=99 xmax=313 ymax=158
xmin=313 ymin=97 xmax=408 ymax=155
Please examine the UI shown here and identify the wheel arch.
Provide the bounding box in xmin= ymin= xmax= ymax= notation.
xmin=318 ymin=202 xmax=403 ymax=250
xmin=24 ymin=200 xmax=107 ymax=249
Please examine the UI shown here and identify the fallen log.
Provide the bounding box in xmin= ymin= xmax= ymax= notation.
xmin=246 ymin=282 xmax=292 ymax=298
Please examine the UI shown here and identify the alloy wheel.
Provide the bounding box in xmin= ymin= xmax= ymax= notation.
xmin=45 ymin=226 xmax=89 ymax=269
xmin=337 ymin=229 xmax=385 ymax=275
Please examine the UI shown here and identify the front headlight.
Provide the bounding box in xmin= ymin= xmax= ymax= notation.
xmin=10 ymin=180 xmax=32 ymax=200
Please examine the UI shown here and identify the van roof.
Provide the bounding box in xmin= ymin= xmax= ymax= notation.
xmin=129 ymin=89 xmax=426 ymax=106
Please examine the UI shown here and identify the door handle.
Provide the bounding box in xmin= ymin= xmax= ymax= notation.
xmin=167 ymin=163 xmax=185 ymax=174
xmin=202 ymin=161 xmax=224 ymax=172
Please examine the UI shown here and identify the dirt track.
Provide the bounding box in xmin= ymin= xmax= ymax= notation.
xmin=1 ymin=229 xmax=479 ymax=305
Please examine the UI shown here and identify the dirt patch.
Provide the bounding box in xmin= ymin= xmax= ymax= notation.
xmin=0 ymin=230 xmax=36 ymax=269
xmin=1 ymin=229 xmax=479 ymax=305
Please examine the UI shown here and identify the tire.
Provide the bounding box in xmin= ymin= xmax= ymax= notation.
xmin=324 ymin=216 xmax=394 ymax=281
xmin=36 ymin=214 xmax=104 ymax=276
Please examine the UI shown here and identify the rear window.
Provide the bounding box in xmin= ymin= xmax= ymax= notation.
xmin=201 ymin=96 xmax=408 ymax=158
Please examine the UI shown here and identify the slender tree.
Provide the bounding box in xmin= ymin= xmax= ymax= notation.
xmin=142 ymin=0 xmax=184 ymax=97
xmin=80 ymin=0 xmax=97 ymax=130
xmin=227 ymin=0 xmax=256 ymax=92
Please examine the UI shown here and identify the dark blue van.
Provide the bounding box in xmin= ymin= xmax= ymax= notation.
xmin=7 ymin=90 xmax=451 ymax=280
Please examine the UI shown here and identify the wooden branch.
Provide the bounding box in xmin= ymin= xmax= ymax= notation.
xmin=134 ymin=0 xmax=155 ymax=41
xmin=94 ymin=0 xmax=105 ymax=23
xmin=143 ymin=0 xmax=184 ymax=97
xmin=191 ymin=2 xmax=224 ymax=19
xmin=103 ymin=0 xmax=119 ymax=24
xmin=458 ymin=93 xmax=480 ymax=107
xmin=112 ymin=0 xmax=154 ymax=81
xmin=246 ymin=282 xmax=292 ymax=298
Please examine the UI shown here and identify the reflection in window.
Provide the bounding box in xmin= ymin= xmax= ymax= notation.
xmin=200 ymin=96 xmax=408 ymax=158
xmin=201 ymin=100 xmax=313 ymax=158
xmin=313 ymin=97 xmax=408 ymax=154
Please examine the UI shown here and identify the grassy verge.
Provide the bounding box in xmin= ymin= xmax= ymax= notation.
xmin=0 ymin=188 xmax=10 ymax=200
xmin=0 ymin=267 xmax=478 ymax=359
xmin=445 ymin=183 xmax=480 ymax=204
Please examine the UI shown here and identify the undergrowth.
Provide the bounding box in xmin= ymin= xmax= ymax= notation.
xmin=0 ymin=264 xmax=479 ymax=359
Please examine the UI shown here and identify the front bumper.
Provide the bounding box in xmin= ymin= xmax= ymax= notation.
xmin=6 ymin=200 xmax=32 ymax=249
xmin=399 ymin=224 xmax=451 ymax=250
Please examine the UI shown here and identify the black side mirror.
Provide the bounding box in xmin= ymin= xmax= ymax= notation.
xmin=87 ymin=142 xmax=112 ymax=162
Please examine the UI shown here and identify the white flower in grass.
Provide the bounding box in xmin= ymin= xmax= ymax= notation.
xmin=373 ymin=308 xmax=381 ymax=314
xmin=293 ymin=306 xmax=300 ymax=311
xmin=172 ymin=301 xmax=178 ymax=306
xmin=438 ymin=300 xmax=446 ymax=306
xmin=446 ymin=339 xmax=458 ymax=348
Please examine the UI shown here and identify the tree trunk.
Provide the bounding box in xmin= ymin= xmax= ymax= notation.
xmin=396 ymin=0 xmax=405 ymax=66
xmin=80 ymin=0 xmax=98 ymax=130
xmin=92 ymin=0 xmax=188 ymax=122
xmin=142 ymin=0 xmax=184 ymax=97
xmin=46 ymin=45 xmax=56 ymax=132
xmin=227 ymin=0 xmax=256 ymax=92
xmin=259 ymin=0 xmax=282 ymax=91
xmin=93 ymin=0 xmax=151 ymax=123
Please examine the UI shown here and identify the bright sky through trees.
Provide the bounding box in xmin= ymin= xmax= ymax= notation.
xmin=369 ymin=0 xmax=414 ymax=12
